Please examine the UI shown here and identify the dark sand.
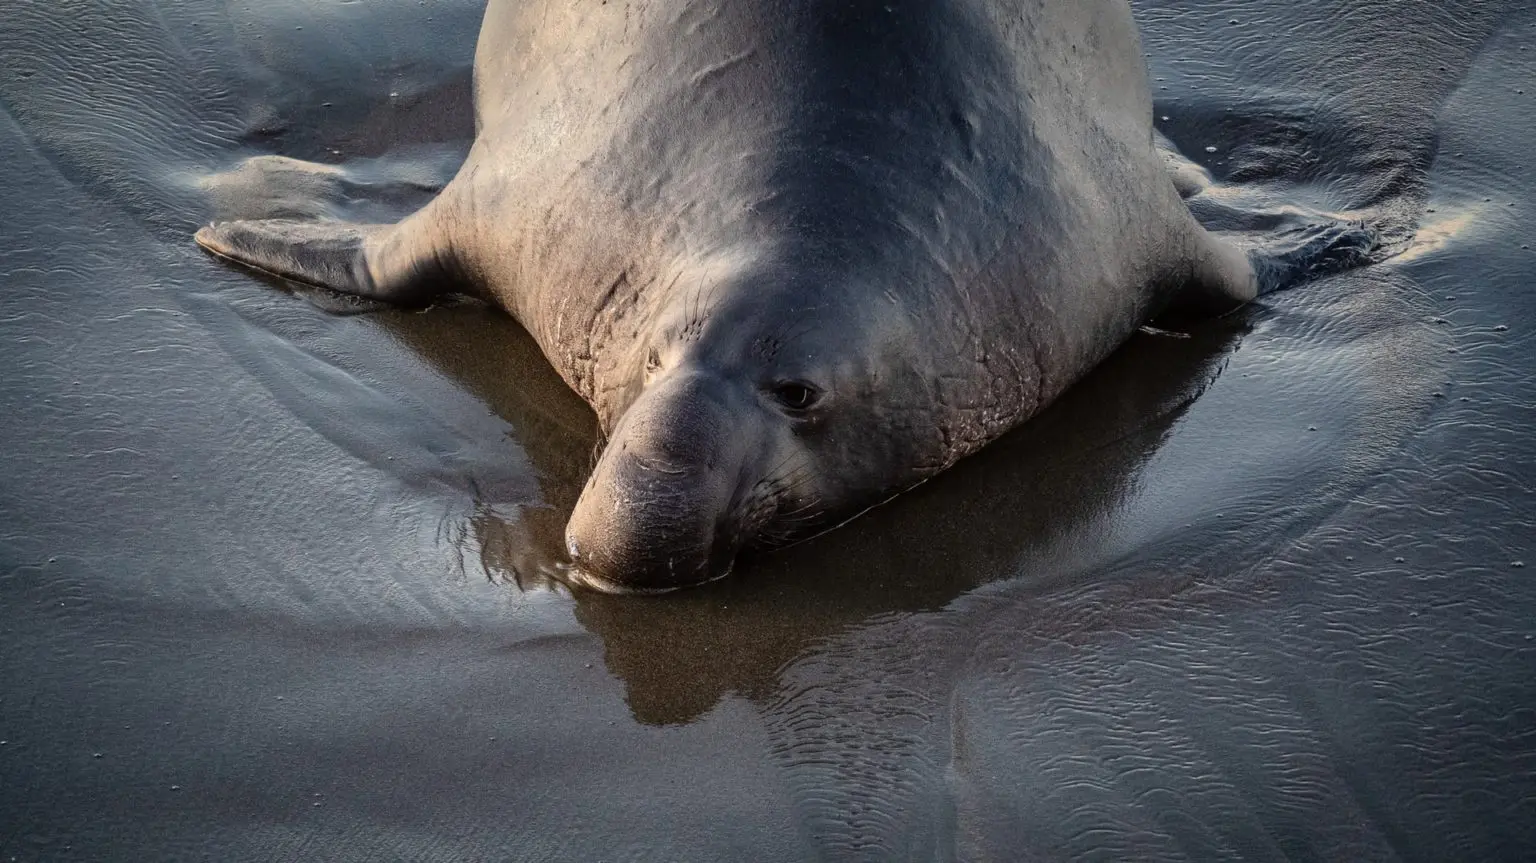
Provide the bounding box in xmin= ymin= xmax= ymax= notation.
xmin=1 ymin=0 xmax=1533 ymax=859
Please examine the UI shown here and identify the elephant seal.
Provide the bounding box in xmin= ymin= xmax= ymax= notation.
xmin=196 ymin=0 xmax=1372 ymax=592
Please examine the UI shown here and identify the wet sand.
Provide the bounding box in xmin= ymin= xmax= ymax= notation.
xmin=1 ymin=0 xmax=1533 ymax=859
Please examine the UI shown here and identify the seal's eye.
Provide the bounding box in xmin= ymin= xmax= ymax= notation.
xmin=769 ymin=381 xmax=822 ymax=413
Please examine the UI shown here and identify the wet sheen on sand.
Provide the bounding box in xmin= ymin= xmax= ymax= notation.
xmin=1 ymin=0 xmax=1533 ymax=859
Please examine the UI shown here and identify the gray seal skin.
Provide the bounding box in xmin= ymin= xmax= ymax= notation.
xmin=196 ymin=0 xmax=1364 ymax=592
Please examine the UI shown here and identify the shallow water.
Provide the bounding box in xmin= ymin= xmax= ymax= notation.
xmin=1 ymin=0 xmax=1533 ymax=859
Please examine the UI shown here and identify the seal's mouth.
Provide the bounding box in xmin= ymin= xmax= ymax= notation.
xmin=559 ymin=560 xmax=736 ymax=596
xmin=558 ymin=458 xmax=824 ymax=594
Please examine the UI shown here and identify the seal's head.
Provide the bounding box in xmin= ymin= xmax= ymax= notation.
xmin=563 ymin=263 xmax=932 ymax=593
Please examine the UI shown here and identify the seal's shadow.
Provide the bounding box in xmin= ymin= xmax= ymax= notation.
xmin=430 ymin=309 xmax=1249 ymax=725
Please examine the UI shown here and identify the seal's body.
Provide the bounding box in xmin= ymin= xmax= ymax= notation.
xmin=197 ymin=0 xmax=1333 ymax=591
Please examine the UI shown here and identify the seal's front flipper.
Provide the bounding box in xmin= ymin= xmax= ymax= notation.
xmin=1167 ymin=203 xmax=1385 ymax=322
xmin=1166 ymin=209 xmax=1381 ymax=320
xmin=1244 ymin=217 xmax=1380 ymax=296
xmin=1167 ymin=228 xmax=1261 ymax=318
xmin=195 ymin=209 xmax=457 ymax=307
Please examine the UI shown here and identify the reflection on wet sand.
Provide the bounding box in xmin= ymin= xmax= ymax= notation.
xmin=378 ymin=303 xmax=598 ymax=583
xmin=474 ymin=317 xmax=1246 ymax=723
xmin=1394 ymin=204 xmax=1494 ymax=263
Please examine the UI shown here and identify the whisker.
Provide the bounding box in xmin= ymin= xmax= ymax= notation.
xmin=689 ymin=271 xmax=704 ymax=328
xmin=780 ymin=470 xmax=819 ymax=498
xmin=703 ymin=265 xmax=726 ymax=318
xmin=761 ymin=451 xmax=800 ymax=483
xmin=775 ymin=499 xmax=822 ymax=522
xmin=778 ymin=319 xmax=818 ymax=347
xmin=588 ymin=433 xmax=609 ymax=471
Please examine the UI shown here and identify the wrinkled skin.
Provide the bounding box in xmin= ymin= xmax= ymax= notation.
xmin=194 ymin=0 xmax=1371 ymax=591
xmin=563 ymin=266 xmax=934 ymax=589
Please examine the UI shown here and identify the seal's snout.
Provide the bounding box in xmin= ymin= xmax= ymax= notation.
xmin=564 ymin=534 xmax=731 ymax=596
xmin=563 ymin=370 xmax=753 ymax=593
